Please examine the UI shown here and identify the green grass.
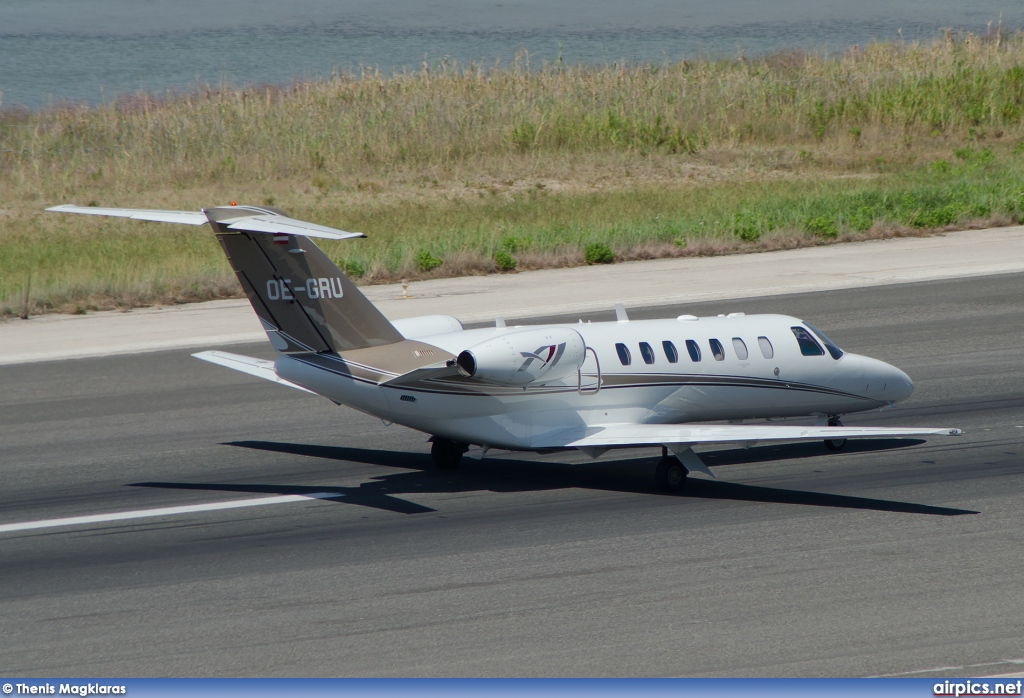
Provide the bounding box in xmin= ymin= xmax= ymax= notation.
xmin=4 ymin=146 xmax=1021 ymax=316
xmin=4 ymin=32 xmax=1024 ymax=315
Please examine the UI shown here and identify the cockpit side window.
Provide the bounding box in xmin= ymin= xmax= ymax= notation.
xmin=685 ymin=339 xmax=701 ymax=362
xmin=791 ymin=327 xmax=825 ymax=356
xmin=662 ymin=341 xmax=679 ymax=363
xmin=615 ymin=342 xmax=631 ymax=366
xmin=639 ymin=342 xmax=655 ymax=365
xmin=757 ymin=336 xmax=774 ymax=359
xmin=732 ymin=337 xmax=748 ymax=360
xmin=709 ymin=338 xmax=726 ymax=361
xmin=805 ymin=323 xmax=845 ymax=360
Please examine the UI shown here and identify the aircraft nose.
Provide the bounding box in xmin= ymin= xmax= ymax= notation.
xmin=884 ymin=363 xmax=914 ymax=403
xmin=839 ymin=354 xmax=915 ymax=404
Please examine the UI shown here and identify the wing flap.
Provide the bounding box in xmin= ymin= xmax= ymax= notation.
xmin=192 ymin=350 xmax=314 ymax=394
xmin=535 ymin=423 xmax=962 ymax=450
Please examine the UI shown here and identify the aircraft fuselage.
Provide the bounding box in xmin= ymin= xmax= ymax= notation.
xmin=275 ymin=313 xmax=913 ymax=451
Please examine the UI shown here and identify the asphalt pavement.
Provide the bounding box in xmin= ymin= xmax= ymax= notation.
xmin=0 ymin=274 xmax=1022 ymax=677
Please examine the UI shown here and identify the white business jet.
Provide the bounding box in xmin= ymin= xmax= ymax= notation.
xmin=48 ymin=203 xmax=961 ymax=492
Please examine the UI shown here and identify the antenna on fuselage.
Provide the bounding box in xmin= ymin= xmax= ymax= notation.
xmin=615 ymin=303 xmax=629 ymax=323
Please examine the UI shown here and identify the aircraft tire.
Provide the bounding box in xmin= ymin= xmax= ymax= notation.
xmin=430 ymin=437 xmax=464 ymax=469
xmin=655 ymin=457 xmax=687 ymax=493
xmin=824 ymin=417 xmax=847 ymax=451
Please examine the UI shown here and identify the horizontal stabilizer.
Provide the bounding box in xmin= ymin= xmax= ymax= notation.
xmin=534 ymin=423 xmax=962 ymax=450
xmin=221 ymin=215 xmax=364 ymax=240
xmin=192 ymin=351 xmax=314 ymax=394
xmin=46 ymin=204 xmax=364 ymax=240
xmin=46 ymin=204 xmax=208 ymax=225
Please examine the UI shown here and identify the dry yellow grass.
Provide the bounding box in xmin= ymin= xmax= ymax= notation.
xmin=3 ymin=32 xmax=1024 ymax=316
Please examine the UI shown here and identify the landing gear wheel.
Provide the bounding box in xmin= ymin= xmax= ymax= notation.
xmin=430 ymin=437 xmax=466 ymax=468
xmin=824 ymin=417 xmax=847 ymax=451
xmin=655 ymin=457 xmax=688 ymax=493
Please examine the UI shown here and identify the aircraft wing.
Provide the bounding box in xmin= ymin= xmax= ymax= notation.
xmin=537 ymin=423 xmax=962 ymax=450
xmin=192 ymin=351 xmax=314 ymax=394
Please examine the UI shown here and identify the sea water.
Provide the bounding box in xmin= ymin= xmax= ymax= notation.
xmin=1 ymin=0 xmax=1022 ymax=110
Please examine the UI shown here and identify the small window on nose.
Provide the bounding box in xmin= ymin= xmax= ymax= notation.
xmin=805 ymin=323 xmax=845 ymax=360
xmin=791 ymin=327 xmax=825 ymax=356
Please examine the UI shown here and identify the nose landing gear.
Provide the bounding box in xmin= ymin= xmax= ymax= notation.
xmin=824 ymin=416 xmax=847 ymax=451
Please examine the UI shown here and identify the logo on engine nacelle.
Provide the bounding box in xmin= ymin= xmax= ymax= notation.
xmin=519 ymin=343 xmax=566 ymax=372
xmin=266 ymin=277 xmax=345 ymax=301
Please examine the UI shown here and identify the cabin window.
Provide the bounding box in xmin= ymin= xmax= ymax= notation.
xmin=662 ymin=340 xmax=679 ymax=363
xmin=791 ymin=327 xmax=825 ymax=356
xmin=709 ymin=338 xmax=726 ymax=361
xmin=685 ymin=339 xmax=701 ymax=362
xmin=639 ymin=342 xmax=656 ymax=365
xmin=758 ymin=336 xmax=774 ymax=359
xmin=805 ymin=323 xmax=845 ymax=360
xmin=732 ymin=337 xmax=748 ymax=360
xmin=615 ymin=342 xmax=632 ymax=366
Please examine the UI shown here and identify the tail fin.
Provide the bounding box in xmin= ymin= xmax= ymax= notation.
xmin=46 ymin=202 xmax=404 ymax=354
xmin=216 ymin=231 xmax=402 ymax=353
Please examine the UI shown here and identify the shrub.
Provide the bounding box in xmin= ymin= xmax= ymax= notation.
xmin=584 ymin=242 xmax=615 ymax=265
xmin=908 ymin=204 xmax=960 ymax=228
xmin=343 ymin=259 xmax=366 ymax=277
xmin=493 ymin=249 xmax=517 ymax=271
xmin=499 ymin=234 xmax=532 ymax=253
xmin=805 ymin=215 xmax=839 ymax=238
xmin=846 ymin=206 xmax=876 ymax=231
xmin=416 ymin=250 xmax=443 ymax=272
xmin=732 ymin=212 xmax=764 ymax=242
xmin=511 ymin=121 xmax=539 ymax=151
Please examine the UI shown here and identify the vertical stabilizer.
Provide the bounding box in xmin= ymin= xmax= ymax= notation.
xmin=216 ymin=232 xmax=403 ymax=353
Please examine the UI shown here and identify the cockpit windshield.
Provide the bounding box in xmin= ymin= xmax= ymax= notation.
xmin=805 ymin=323 xmax=844 ymax=360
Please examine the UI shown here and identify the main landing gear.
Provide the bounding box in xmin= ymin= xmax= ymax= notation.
xmin=655 ymin=446 xmax=689 ymax=493
xmin=430 ymin=437 xmax=467 ymax=469
xmin=824 ymin=416 xmax=847 ymax=451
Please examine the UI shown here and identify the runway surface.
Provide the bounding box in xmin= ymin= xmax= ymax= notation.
xmin=1 ymin=273 xmax=1022 ymax=677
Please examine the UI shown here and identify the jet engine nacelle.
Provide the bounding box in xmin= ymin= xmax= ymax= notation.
xmin=455 ymin=327 xmax=587 ymax=386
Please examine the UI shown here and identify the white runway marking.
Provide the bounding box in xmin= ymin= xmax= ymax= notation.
xmin=874 ymin=657 xmax=1024 ymax=677
xmin=0 ymin=492 xmax=343 ymax=534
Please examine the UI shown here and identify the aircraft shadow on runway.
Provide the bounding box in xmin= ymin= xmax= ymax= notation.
xmin=130 ymin=439 xmax=978 ymax=517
